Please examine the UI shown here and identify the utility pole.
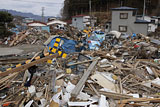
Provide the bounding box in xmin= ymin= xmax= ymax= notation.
xmin=42 ymin=7 xmax=45 ymax=22
xmin=121 ymin=1 xmax=123 ymax=6
xmin=89 ymin=0 xmax=92 ymax=27
xmin=143 ymin=0 xmax=146 ymax=20
xmin=119 ymin=0 xmax=123 ymax=6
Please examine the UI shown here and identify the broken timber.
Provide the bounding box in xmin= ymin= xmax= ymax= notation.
xmin=0 ymin=38 xmax=68 ymax=77
xmin=99 ymin=91 xmax=133 ymax=100
xmin=0 ymin=53 xmax=58 ymax=77
xmin=67 ymin=59 xmax=96 ymax=66
xmin=71 ymin=58 xmax=99 ymax=97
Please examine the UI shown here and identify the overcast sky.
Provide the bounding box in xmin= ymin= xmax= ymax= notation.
xmin=0 ymin=0 xmax=65 ymax=16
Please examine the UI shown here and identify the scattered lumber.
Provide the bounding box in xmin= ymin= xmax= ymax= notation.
xmin=71 ymin=58 xmax=99 ymax=97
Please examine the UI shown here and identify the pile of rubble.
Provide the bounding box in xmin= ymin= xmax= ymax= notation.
xmin=0 ymin=26 xmax=81 ymax=47
xmin=1 ymin=28 xmax=50 ymax=46
xmin=0 ymin=29 xmax=160 ymax=107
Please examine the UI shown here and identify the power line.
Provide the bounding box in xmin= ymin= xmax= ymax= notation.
xmin=42 ymin=7 xmax=45 ymax=22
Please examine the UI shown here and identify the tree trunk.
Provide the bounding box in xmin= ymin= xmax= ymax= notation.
xmin=155 ymin=0 xmax=160 ymax=15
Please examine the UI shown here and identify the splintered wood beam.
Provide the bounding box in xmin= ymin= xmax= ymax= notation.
xmin=0 ymin=72 xmax=18 ymax=85
xmin=50 ymin=70 xmax=56 ymax=92
xmin=88 ymin=83 xmax=100 ymax=97
xmin=67 ymin=59 xmax=94 ymax=66
xmin=0 ymin=54 xmax=58 ymax=77
xmin=71 ymin=58 xmax=99 ymax=97
xmin=140 ymin=61 xmax=160 ymax=70
xmin=118 ymin=98 xmax=160 ymax=104
xmin=99 ymin=91 xmax=133 ymax=100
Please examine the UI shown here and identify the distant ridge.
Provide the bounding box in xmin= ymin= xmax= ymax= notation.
xmin=0 ymin=9 xmax=52 ymax=21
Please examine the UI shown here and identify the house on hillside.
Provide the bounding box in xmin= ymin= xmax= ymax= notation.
xmin=71 ymin=15 xmax=96 ymax=30
xmin=27 ymin=21 xmax=50 ymax=32
xmin=23 ymin=18 xmax=34 ymax=24
xmin=110 ymin=6 xmax=150 ymax=35
xmin=47 ymin=20 xmax=67 ymax=32
xmin=48 ymin=17 xmax=57 ymax=22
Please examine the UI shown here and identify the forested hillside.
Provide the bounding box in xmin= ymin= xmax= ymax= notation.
xmin=61 ymin=0 xmax=160 ymax=20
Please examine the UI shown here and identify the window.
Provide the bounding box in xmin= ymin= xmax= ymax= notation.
xmin=119 ymin=26 xmax=127 ymax=32
xmin=86 ymin=24 xmax=90 ymax=27
xmin=151 ymin=20 xmax=155 ymax=24
xmin=120 ymin=13 xmax=128 ymax=19
xmin=106 ymin=25 xmax=109 ymax=29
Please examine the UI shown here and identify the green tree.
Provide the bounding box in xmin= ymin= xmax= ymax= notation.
xmin=0 ymin=11 xmax=14 ymax=39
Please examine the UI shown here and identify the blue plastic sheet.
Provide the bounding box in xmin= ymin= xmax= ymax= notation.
xmin=47 ymin=37 xmax=78 ymax=54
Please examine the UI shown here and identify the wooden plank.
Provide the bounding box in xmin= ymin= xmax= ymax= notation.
xmin=91 ymin=73 xmax=120 ymax=93
xmin=19 ymin=98 xmax=26 ymax=107
xmin=151 ymin=67 xmax=159 ymax=78
xmin=0 ymin=54 xmax=58 ymax=77
xmin=89 ymin=84 xmax=100 ymax=97
xmin=67 ymin=59 xmax=95 ymax=66
xmin=0 ymin=72 xmax=18 ymax=84
xmin=134 ymin=61 xmax=140 ymax=68
xmin=118 ymin=98 xmax=160 ymax=104
xmin=71 ymin=58 xmax=99 ymax=97
xmin=128 ymin=103 xmax=154 ymax=106
xmin=50 ymin=70 xmax=56 ymax=92
xmin=119 ymin=104 xmax=126 ymax=107
xmin=99 ymin=91 xmax=133 ymax=100
xmin=3 ymin=87 xmax=24 ymax=102
xmin=119 ymin=77 xmax=123 ymax=94
xmin=140 ymin=61 xmax=160 ymax=70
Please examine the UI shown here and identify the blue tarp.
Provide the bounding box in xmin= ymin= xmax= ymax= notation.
xmin=42 ymin=26 xmax=50 ymax=32
xmin=47 ymin=37 xmax=78 ymax=54
xmin=87 ymin=31 xmax=105 ymax=50
xmin=9 ymin=28 xmax=19 ymax=34
xmin=93 ymin=31 xmax=105 ymax=42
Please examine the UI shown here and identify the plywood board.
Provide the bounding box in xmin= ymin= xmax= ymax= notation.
xmin=91 ymin=73 xmax=120 ymax=92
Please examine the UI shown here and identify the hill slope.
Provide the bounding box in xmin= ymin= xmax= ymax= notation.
xmin=0 ymin=9 xmax=51 ymax=21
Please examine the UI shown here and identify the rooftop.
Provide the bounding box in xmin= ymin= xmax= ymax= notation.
xmin=135 ymin=19 xmax=150 ymax=24
xmin=111 ymin=6 xmax=137 ymax=11
xmin=47 ymin=20 xmax=67 ymax=25
xmin=27 ymin=21 xmax=47 ymax=27
xmin=72 ymin=15 xmax=88 ymax=18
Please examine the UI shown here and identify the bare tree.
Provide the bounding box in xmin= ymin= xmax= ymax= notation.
xmin=155 ymin=0 xmax=160 ymax=15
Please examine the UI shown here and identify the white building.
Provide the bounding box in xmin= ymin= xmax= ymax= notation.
xmin=137 ymin=16 xmax=160 ymax=33
xmin=27 ymin=21 xmax=50 ymax=32
xmin=23 ymin=18 xmax=34 ymax=23
xmin=47 ymin=20 xmax=67 ymax=31
xmin=71 ymin=15 xmax=96 ymax=30
xmin=27 ymin=21 xmax=47 ymax=27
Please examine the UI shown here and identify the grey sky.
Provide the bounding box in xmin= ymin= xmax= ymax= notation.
xmin=0 ymin=0 xmax=65 ymax=16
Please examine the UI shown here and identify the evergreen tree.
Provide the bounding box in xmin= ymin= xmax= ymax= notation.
xmin=0 ymin=11 xmax=14 ymax=38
